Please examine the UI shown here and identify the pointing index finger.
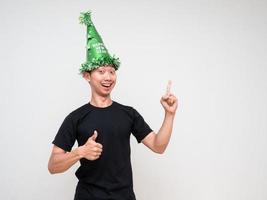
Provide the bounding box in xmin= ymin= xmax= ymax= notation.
xmin=166 ymin=80 xmax=172 ymax=95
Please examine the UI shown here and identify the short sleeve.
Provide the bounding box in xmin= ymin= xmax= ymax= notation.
xmin=52 ymin=114 xmax=76 ymax=152
xmin=131 ymin=108 xmax=153 ymax=143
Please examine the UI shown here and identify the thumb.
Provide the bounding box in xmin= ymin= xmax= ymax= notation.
xmin=90 ymin=130 xmax=98 ymax=141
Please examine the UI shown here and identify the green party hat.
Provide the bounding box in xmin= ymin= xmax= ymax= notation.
xmin=79 ymin=11 xmax=120 ymax=72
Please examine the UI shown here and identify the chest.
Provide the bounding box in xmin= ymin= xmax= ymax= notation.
xmin=76 ymin=110 xmax=133 ymax=146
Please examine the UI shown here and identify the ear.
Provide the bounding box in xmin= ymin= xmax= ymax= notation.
xmin=83 ymin=72 xmax=91 ymax=82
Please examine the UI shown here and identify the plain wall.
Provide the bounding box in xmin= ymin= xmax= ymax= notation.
xmin=1 ymin=0 xmax=267 ymax=199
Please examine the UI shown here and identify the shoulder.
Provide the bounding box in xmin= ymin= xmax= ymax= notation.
xmin=113 ymin=101 xmax=139 ymax=113
xmin=113 ymin=101 xmax=134 ymax=111
xmin=66 ymin=103 xmax=92 ymax=121
xmin=112 ymin=101 xmax=141 ymax=118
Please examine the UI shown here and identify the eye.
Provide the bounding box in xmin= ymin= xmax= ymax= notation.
xmin=98 ymin=69 xmax=105 ymax=74
xmin=110 ymin=70 xmax=115 ymax=75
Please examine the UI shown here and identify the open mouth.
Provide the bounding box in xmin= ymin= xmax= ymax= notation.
xmin=101 ymin=83 xmax=112 ymax=88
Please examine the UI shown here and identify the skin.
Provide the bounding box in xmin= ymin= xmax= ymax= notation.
xmin=48 ymin=65 xmax=178 ymax=174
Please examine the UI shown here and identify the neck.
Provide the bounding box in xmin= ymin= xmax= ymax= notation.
xmin=90 ymin=94 xmax=113 ymax=108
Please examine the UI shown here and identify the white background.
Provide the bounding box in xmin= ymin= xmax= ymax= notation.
xmin=1 ymin=0 xmax=267 ymax=199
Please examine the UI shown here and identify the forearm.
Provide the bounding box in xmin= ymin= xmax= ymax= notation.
xmin=48 ymin=147 xmax=82 ymax=174
xmin=143 ymin=81 xmax=177 ymax=154
xmin=154 ymin=112 xmax=175 ymax=153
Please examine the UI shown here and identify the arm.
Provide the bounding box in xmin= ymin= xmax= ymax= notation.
xmin=142 ymin=113 xmax=175 ymax=154
xmin=142 ymin=81 xmax=178 ymax=154
xmin=48 ymin=131 xmax=102 ymax=174
xmin=48 ymin=145 xmax=82 ymax=174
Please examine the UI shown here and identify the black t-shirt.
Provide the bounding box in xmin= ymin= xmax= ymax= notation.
xmin=52 ymin=101 xmax=153 ymax=200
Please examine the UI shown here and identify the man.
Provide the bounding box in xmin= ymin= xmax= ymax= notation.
xmin=48 ymin=11 xmax=178 ymax=200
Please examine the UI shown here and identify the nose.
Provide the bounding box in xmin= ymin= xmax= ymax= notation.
xmin=104 ymin=72 xmax=112 ymax=81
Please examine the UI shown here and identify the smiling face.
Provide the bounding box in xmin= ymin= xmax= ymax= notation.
xmin=83 ymin=65 xmax=117 ymax=97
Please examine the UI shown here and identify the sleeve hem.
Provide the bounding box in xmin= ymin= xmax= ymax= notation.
xmin=52 ymin=141 xmax=72 ymax=152
xmin=137 ymin=129 xmax=153 ymax=143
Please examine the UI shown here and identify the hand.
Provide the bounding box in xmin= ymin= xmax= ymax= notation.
xmin=160 ymin=80 xmax=178 ymax=115
xmin=79 ymin=130 xmax=103 ymax=161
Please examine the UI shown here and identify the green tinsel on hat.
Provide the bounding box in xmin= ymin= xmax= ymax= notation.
xmin=79 ymin=11 xmax=120 ymax=73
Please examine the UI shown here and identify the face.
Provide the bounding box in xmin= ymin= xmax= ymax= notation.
xmin=84 ymin=66 xmax=117 ymax=97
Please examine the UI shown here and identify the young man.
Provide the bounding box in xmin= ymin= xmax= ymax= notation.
xmin=48 ymin=11 xmax=178 ymax=200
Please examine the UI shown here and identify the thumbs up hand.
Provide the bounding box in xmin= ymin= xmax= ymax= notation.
xmin=80 ymin=130 xmax=103 ymax=161
xmin=88 ymin=130 xmax=98 ymax=142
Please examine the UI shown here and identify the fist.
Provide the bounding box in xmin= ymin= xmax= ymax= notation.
xmin=80 ymin=130 xmax=103 ymax=161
